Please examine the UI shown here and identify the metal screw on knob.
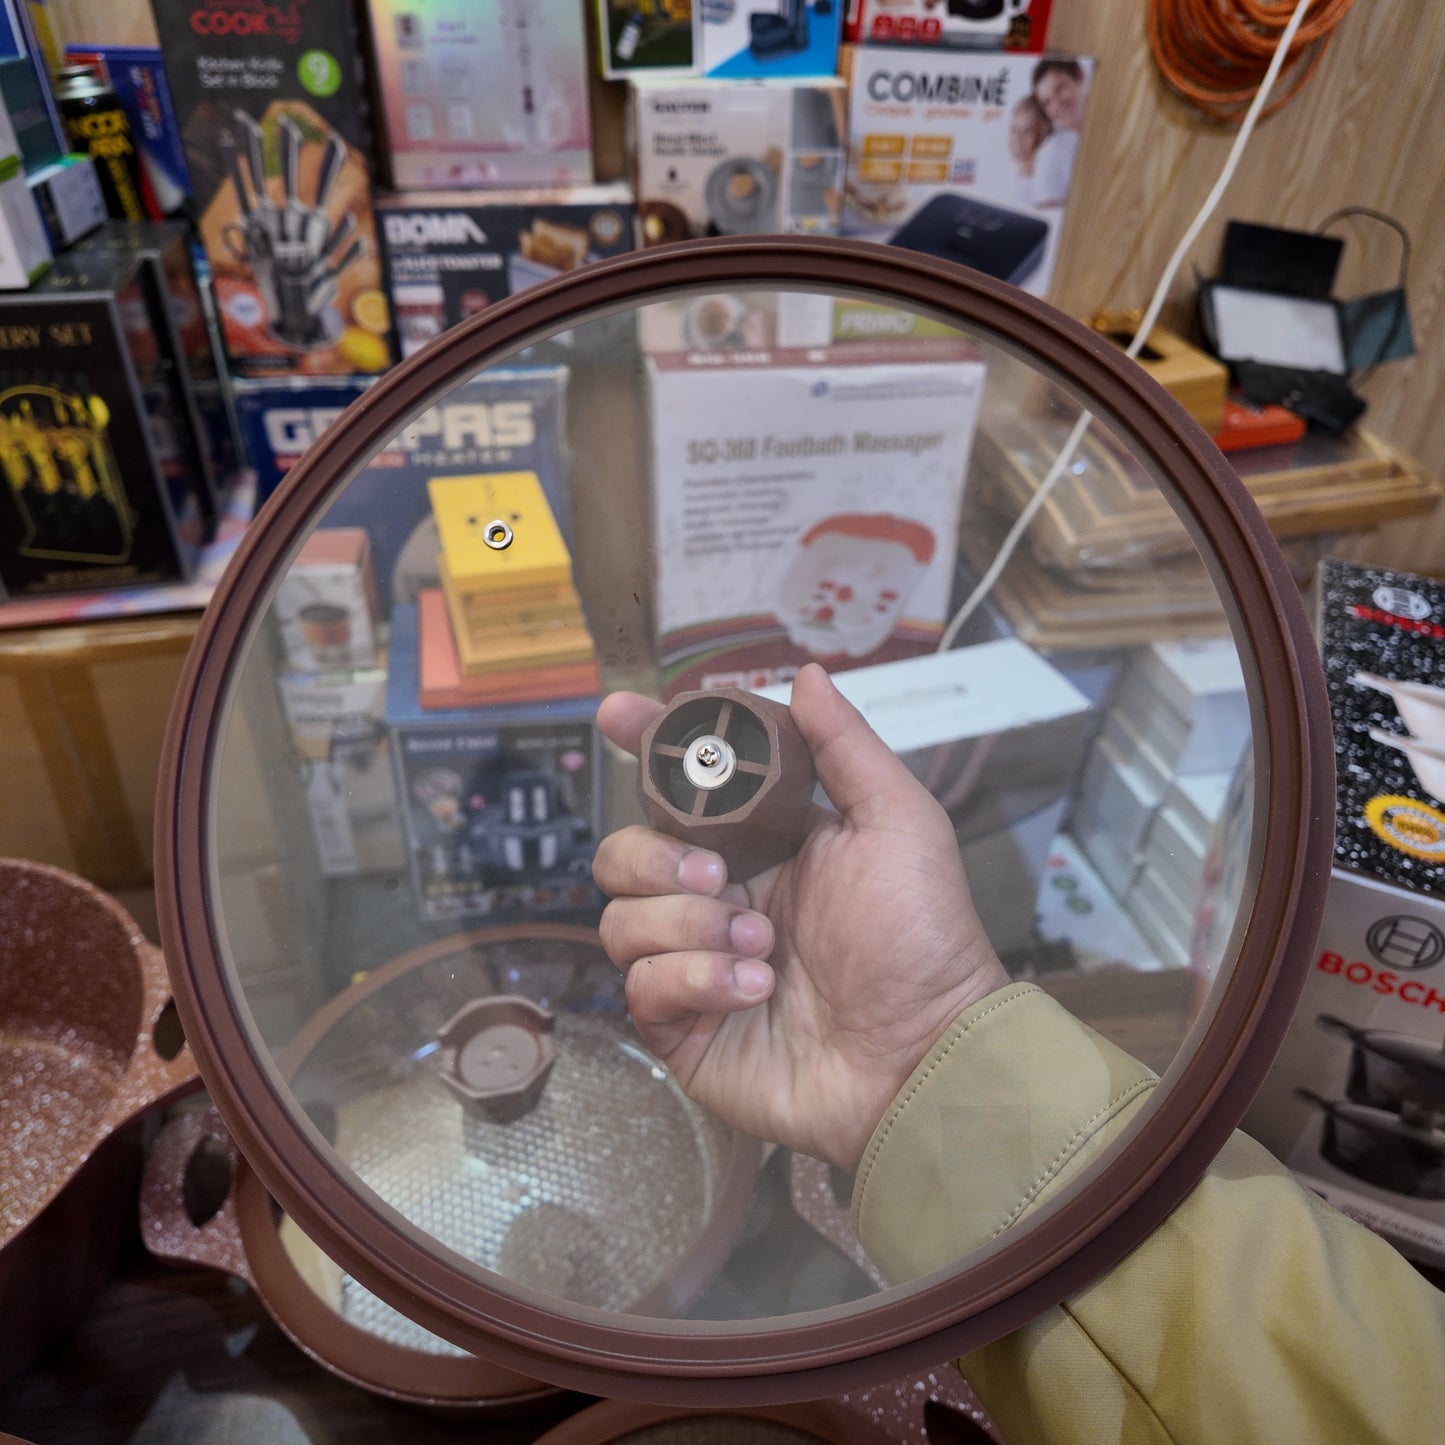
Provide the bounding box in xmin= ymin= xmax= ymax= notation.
xmin=483 ymin=520 xmax=514 ymax=551
xmin=684 ymin=734 xmax=736 ymax=790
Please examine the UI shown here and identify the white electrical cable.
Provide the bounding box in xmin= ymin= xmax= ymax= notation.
xmin=938 ymin=0 xmax=1317 ymax=653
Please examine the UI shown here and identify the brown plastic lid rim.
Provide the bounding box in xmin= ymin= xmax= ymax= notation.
xmin=154 ymin=235 xmax=1334 ymax=1403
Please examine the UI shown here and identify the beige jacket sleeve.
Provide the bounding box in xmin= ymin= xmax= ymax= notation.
xmin=851 ymin=982 xmax=1445 ymax=1445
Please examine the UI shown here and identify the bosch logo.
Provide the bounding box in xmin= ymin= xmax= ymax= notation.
xmin=1366 ymin=915 xmax=1445 ymax=971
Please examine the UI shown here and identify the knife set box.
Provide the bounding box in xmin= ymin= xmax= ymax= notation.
xmin=152 ymin=0 xmax=395 ymax=377
xmin=0 ymin=246 xmax=213 ymax=594
xmin=1244 ymin=561 xmax=1445 ymax=1266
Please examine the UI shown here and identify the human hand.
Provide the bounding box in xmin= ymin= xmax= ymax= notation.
xmin=593 ymin=663 xmax=1010 ymax=1171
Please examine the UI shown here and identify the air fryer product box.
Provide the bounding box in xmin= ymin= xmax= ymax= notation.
xmin=65 ymin=46 xmax=193 ymax=215
xmin=387 ymin=601 xmax=601 ymax=924
xmin=842 ymin=48 xmax=1095 ymax=298
xmin=0 ymin=258 xmax=206 ymax=594
xmin=1243 ymin=561 xmax=1445 ymax=1267
xmin=152 ymin=0 xmax=394 ymax=377
xmin=27 ymin=153 xmax=106 ymax=247
xmin=647 ymin=341 xmax=985 ymax=693
xmin=631 ymin=78 xmax=846 ymax=244
xmin=843 ymin=0 xmax=1050 ymax=50
xmin=241 ymin=366 xmax=573 ymax=609
xmin=366 ymin=0 xmax=592 ymax=189
xmin=378 ymin=186 xmax=636 ymax=357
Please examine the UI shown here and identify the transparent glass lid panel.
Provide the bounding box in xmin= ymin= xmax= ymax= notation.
xmin=206 ymin=281 xmax=1260 ymax=1329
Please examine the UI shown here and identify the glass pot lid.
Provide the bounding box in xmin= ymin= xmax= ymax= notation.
xmin=157 ymin=237 xmax=1332 ymax=1402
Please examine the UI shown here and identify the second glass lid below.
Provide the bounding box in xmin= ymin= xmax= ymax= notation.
xmin=160 ymin=239 xmax=1331 ymax=1398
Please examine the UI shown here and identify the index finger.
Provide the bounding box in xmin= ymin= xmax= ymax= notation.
xmin=598 ymin=690 xmax=664 ymax=760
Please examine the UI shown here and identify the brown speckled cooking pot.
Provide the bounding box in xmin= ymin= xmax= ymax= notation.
xmin=0 ymin=859 xmax=200 ymax=1382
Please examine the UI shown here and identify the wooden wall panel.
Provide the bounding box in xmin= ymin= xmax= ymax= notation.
xmin=1047 ymin=0 xmax=1445 ymax=575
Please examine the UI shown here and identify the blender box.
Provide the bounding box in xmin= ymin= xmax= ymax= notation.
xmin=630 ymin=78 xmax=846 ymax=244
xmin=65 ymin=46 xmax=192 ymax=215
xmin=151 ymin=0 xmax=394 ymax=377
xmin=841 ymin=47 xmax=1096 ymax=299
xmin=272 ymin=526 xmax=381 ymax=672
xmin=1243 ymin=560 xmax=1445 ymax=1267
xmin=277 ymin=657 xmax=404 ymax=877
xmin=843 ymin=0 xmax=1051 ymax=50
xmin=387 ymin=600 xmax=602 ymax=924
xmin=0 ymin=256 xmax=206 ymax=594
xmin=377 ymin=186 xmax=636 ymax=358
xmin=365 ymin=0 xmax=592 ymax=189
xmin=646 ymin=341 xmax=985 ymax=693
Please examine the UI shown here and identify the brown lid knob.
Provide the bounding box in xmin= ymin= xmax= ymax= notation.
xmin=639 ymin=688 xmax=818 ymax=877
xmin=436 ymin=996 xmax=558 ymax=1123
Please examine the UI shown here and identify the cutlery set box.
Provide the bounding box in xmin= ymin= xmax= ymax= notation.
xmin=1244 ymin=560 xmax=1445 ymax=1265
xmin=0 ymin=241 xmax=214 ymax=594
xmin=151 ymin=0 xmax=394 ymax=377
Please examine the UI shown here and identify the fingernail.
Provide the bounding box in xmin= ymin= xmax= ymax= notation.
xmin=729 ymin=912 xmax=771 ymax=956
xmin=733 ymin=961 xmax=772 ymax=998
xmin=677 ymin=848 xmax=725 ymax=893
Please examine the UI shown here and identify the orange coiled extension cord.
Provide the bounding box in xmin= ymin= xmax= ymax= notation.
xmin=1148 ymin=0 xmax=1358 ymax=122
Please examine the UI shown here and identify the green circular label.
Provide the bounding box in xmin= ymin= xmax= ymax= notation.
xmin=298 ymin=49 xmax=342 ymax=98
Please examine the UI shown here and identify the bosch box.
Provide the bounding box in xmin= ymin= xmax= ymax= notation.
xmin=387 ymin=601 xmax=601 ymax=925
xmin=152 ymin=0 xmax=394 ymax=377
xmin=378 ymin=187 xmax=635 ymax=357
xmin=1244 ymin=560 xmax=1445 ymax=1267
xmin=0 ymin=250 xmax=208 ymax=594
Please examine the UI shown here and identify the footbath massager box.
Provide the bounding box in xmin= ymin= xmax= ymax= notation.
xmin=646 ymin=340 xmax=985 ymax=694
xmin=1243 ymin=560 xmax=1445 ymax=1266
xmin=841 ymin=46 xmax=1095 ymax=298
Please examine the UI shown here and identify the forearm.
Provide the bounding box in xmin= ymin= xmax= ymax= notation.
xmin=852 ymin=984 xmax=1445 ymax=1445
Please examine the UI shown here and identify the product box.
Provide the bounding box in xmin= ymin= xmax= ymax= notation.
xmin=65 ymin=45 xmax=192 ymax=215
xmin=234 ymin=374 xmax=371 ymax=508
xmin=0 ymin=51 xmax=63 ymax=170
xmin=1243 ymin=561 xmax=1445 ymax=1266
xmin=367 ymin=0 xmax=592 ymax=189
xmin=387 ymin=600 xmax=601 ymax=924
xmin=378 ymin=186 xmax=636 ymax=357
xmin=761 ymin=639 xmax=1090 ymax=957
xmin=843 ymin=0 xmax=1050 ymax=50
xmin=0 ymin=152 xmax=51 ymax=284
xmin=841 ymin=47 xmax=1095 ymax=298
xmin=152 ymin=0 xmax=394 ymax=377
xmin=272 ymin=526 xmax=381 ymax=672
xmin=0 ymin=254 xmax=208 ymax=594
xmin=27 ymin=153 xmax=105 ymax=247
xmin=631 ymin=78 xmax=846 ymax=244
xmin=601 ymin=0 xmax=842 ymax=79
xmin=647 ymin=341 xmax=985 ymax=692
xmin=278 ymin=659 xmax=404 ymax=877
xmin=79 ymin=220 xmax=239 ymax=514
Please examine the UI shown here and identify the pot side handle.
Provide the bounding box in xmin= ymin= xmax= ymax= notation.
xmin=103 ymin=940 xmax=204 ymax=1135
xmin=139 ymin=1106 xmax=255 ymax=1287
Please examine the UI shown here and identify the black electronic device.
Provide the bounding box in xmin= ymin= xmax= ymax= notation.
xmin=749 ymin=0 xmax=809 ymax=57
xmin=888 ymin=195 xmax=1048 ymax=286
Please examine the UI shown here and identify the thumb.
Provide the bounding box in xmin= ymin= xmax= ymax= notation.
xmin=787 ymin=663 xmax=933 ymax=829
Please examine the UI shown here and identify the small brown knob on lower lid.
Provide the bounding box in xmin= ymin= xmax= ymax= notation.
xmin=639 ymin=687 xmax=819 ymax=879
xmin=436 ymin=996 xmax=558 ymax=1123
